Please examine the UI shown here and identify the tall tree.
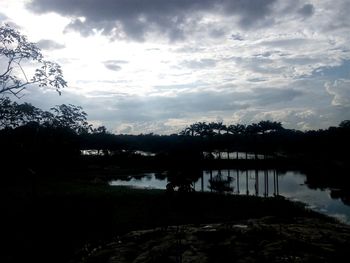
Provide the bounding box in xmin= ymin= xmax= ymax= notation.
xmin=227 ymin=124 xmax=246 ymax=135
xmin=0 ymin=24 xmax=66 ymax=97
xmin=0 ymin=97 xmax=17 ymax=128
xmin=339 ymin=120 xmax=350 ymax=129
xmin=0 ymin=97 xmax=46 ymax=128
xmin=50 ymin=104 xmax=91 ymax=134
xmin=258 ymin=120 xmax=284 ymax=134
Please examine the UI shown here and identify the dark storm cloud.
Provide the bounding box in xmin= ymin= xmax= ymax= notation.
xmin=251 ymin=88 xmax=304 ymax=106
xmin=318 ymin=0 xmax=350 ymax=31
xmin=247 ymin=78 xmax=266 ymax=82
xmin=22 ymin=78 xmax=329 ymax=133
xmin=313 ymin=60 xmax=350 ymax=79
xmin=37 ymin=39 xmax=65 ymax=50
xmin=298 ymin=4 xmax=315 ymax=18
xmin=103 ymin=60 xmax=128 ymax=71
xmin=83 ymin=87 xmax=303 ymax=123
xmin=82 ymin=90 xmax=249 ymax=122
xmin=209 ymin=28 xmax=227 ymax=39
xmin=27 ymin=0 xmax=279 ymax=41
xmin=231 ymin=33 xmax=244 ymax=41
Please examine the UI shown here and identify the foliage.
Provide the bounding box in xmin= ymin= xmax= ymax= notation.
xmin=179 ymin=120 xmax=284 ymax=137
xmin=50 ymin=104 xmax=91 ymax=134
xmin=0 ymin=24 xmax=66 ymax=97
xmin=0 ymin=96 xmax=46 ymax=128
xmin=0 ymin=98 xmax=90 ymax=134
xmin=92 ymin=125 xmax=107 ymax=134
xmin=339 ymin=120 xmax=350 ymax=129
xmin=1 ymin=95 xmax=350 ymax=169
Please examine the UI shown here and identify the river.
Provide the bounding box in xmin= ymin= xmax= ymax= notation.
xmin=109 ymin=169 xmax=350 ymax=224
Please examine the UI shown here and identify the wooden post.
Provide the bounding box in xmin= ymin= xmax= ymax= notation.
xmin=236 ymin=169 xmax=240 ymax=194
xmin=255 ymin=170 xmax=259 ymax=196
xmin=210 ymin=170 xmax=213 ymax=192
xmin=201 ymin=173 xmax=204 ymax=192
xmin=266 ymin=170 xmax=269 ymax=196
xmin=246 ymin=170 xmax=249 ymax=195
xmin=264 ymin=170 xmax=267 ymax=197
xmin=227 ymin=169 xmax=231 ymax=182
xmin=276 ymin=170 xmax=279 ymax=195
xmin=273 ymin=169 xmax=276 ymax=196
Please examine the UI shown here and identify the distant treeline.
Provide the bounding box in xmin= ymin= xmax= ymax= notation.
xmin=1 ymin=97 xmax=350 ymax=171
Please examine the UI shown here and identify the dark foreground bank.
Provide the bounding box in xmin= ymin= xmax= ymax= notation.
xmin=1 ymin=179 xmax=349 ymax=263
xmin=83 ymin=217 xmax=350 ymax=263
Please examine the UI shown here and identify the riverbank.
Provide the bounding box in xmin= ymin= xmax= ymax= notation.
xmin=1 ymin=178 xmax=349 ymax=263
xmin=82 ymin=217 xmax=350 ymax=263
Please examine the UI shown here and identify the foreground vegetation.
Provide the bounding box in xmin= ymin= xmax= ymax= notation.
xmin=2 ymin=177 xmax=345 ymax=263
xmin=84 ymin=217 xmax=350 ymax=263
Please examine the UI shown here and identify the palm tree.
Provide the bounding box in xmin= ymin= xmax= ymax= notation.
xmin=179 ymin=122 xmax=202 ymax=136
xmin=257 ymin=120 xmax=284 ymax=158
xmin=227 ymin=124 xmax=246 ymax=135
xmin=196 ymin=122 xmax=209 ymax=137
xmin=244 ymin=123 xmax=260 ymax=159
xmin=207 ymin=122 xmax=226 ymax=159
xmin=180 ymin=124 xmax=195 ymax=136
xmin=246 ymin=123 xmax=261 ymax=135
xmin=227 ymin=124 xmax=246 ymax=159
xmin=258 ymin=120 xmax=284 ymax=134
xmin=339 ymin=120 xmax=350 ymax=129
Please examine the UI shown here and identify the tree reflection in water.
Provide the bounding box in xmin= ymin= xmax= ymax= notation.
xmin=208 ymin=170 xmax=234 ymax=193
xmin=166 ymin=169 xmax=201 ymax=193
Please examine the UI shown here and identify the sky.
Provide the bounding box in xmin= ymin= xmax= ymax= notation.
xmin=0 ymin=0 xmax=349 ymax=134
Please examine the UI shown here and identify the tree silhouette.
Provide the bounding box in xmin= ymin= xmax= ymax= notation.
xmin=227 ymin=124 xmax=245 ymax=135
xmin=180 ymin=123 xmax=197 ymax=136
xmin=0 ymin=24 xmax=66 ymax=97
xmin=258 ymin=120 xmax=284 ymax=134
xmin=227 ymin=124 xmax=246 ymax=158
xmin=50 ymin=104 xmax=91 ymax=134
xmin=339 ymin=120 xmax=350 ymax=129
xmin=0 ymin=97 xmax=48 ymax=128
xmin=0 ymin=97 xmax=18 ymax=128
xmin=208 ymin=121 xmax=226 ymax=135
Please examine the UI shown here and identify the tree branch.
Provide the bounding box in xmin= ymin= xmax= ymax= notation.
xmin=0 ymin=56 xmax=14 ymax=78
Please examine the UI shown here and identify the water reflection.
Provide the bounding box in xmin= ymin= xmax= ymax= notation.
xmin=109 ymin=169 xmax=350 ymax=223
xmin=204 ymin=151 xmax=272 ymax=160
xmin=194 ymin=169 xmax=281 ymax=197
xmin=207 ymin=170 xmax=233 ymax=193
xmin=109 ymin=172 xmax=168 ymax=189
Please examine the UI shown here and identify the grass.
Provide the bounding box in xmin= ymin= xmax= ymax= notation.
xmin=0 ymin=177 xmax=337 ymax=263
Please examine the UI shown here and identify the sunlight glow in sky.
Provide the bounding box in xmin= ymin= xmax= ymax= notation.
xmin=1 ymin=0 xmax=350 ymax=134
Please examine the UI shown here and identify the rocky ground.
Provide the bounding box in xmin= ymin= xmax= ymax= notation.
xmin=80 ymin=216 xmax=350 ymax=263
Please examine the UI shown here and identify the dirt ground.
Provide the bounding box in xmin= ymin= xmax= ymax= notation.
xmin=81 ymin=216 xmax=350 ymax=263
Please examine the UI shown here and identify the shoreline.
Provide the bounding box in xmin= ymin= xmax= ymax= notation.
xmin=80 ymin=217 xmax=350 ymax=263
xmin=2 ymin=178 xmax=349 ymax=263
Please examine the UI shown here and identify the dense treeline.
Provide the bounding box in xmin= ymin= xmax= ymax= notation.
xmin=1 ymin=97 xmax=350 ymax=176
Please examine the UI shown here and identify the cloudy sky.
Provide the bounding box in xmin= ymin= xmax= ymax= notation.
xmin=1 ymin=0 xmax=350 ymax=134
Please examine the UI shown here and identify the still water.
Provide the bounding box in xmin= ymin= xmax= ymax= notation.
xmin=109 ymin=169 xmax=350 ymax=224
